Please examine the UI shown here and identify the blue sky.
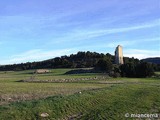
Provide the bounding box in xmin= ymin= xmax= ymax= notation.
xmin=0 ymin=0 xmax=160 ymax=64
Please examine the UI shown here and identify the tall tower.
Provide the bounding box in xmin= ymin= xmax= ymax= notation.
xmin=115 ymin=45 xmax=124 ymax=64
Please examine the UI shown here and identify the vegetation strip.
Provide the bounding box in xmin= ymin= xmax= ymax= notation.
xmin=20 ymin=76 xmax=109 ymax=83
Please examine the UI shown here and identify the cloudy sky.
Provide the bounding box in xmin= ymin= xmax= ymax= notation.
xmin=0 ymin=0 xmax=159 ymax=64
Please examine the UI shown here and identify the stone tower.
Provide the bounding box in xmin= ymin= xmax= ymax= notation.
xmin=115 ymin=45 xmax=124 ymax=64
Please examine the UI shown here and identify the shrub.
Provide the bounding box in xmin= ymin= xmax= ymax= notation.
xmin=120 ymin=62 xmax=154 ymax=78
xmin=95 ymin=59 xmax=112 ymax=72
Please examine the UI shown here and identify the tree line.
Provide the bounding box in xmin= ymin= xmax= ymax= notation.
xmin=0 ymin=51 xmax=159 ymax=78
xmin=0 ymin=51 xmax=113 ymax=71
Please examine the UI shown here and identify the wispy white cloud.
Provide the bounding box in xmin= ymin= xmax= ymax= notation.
xmin=105 ymin=37 xmax=160 ymax=48
xmin=105 ymin=41 xmax=135 ymax=48
xmin=5 ymin=49 xmax=73 ymax=64
xmin=82 ymin=19 xmax=160 ymax=37
xmin=50 ymin=19 xmax=160 ymax=44
xmin=124 ymin=49 xmax=160 ymax=59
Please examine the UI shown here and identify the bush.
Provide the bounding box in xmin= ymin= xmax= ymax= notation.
xmin=120 ymin=63 xmax=136 ymax=77
xmin=95 ymin=59 xmax=112 ymax=72
xmin=136 ymin=62 xmax=154 ymax=78
xmin=109 ymin=72 xmax=121 ymax=78
xmin=120 ymin=62 xmax=154 ymax=78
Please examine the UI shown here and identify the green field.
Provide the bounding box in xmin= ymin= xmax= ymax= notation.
xmin=0 ymin=69 xmax=160 ymax=120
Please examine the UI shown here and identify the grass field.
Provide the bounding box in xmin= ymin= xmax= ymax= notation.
xmin=0 ymin=69 xmax=108 ymax=105
xmin=0 ymin=69 xmax=160 ymax=119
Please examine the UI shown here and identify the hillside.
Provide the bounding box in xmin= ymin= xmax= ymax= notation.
xmin=142 ymin=57 xmax=160 ymax=64
xmin=0 ymin=51 xmax=139 ymax=71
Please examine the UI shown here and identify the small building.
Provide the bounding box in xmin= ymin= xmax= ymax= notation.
xmin=34 ymin=69 xmax=50 ymax=74
xmin=115 ymin=45 xmax=124 ymax=64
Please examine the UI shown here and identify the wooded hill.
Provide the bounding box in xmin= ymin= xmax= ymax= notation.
xmin=142 ymin=57 xmax=160 ymax=64
xmin=0 ymin=51 xmax=139 ymax=71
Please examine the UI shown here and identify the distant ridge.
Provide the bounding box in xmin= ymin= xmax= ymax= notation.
xmin=141 ymin=57 xmax=160 ymax=64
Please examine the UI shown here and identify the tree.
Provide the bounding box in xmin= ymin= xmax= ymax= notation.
xmin=136 ymin=62 xmax=154 ymax=78
xmin=120 ymin=62 xmax=137 ymax=77
xmin=120 ymin=62 xmax=155 ymax=78
xmin=95 ymin=58 xmax=112 ymax=72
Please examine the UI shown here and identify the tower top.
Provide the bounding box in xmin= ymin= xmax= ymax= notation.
xmin=117 ymin=45 xmax=122 ymax=48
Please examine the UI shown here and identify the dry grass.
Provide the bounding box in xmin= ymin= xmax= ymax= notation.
xmin=0 ymin=69 xmax=159 ymax=105
xmin=0 ymin=69 xmax=108 ymax=105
